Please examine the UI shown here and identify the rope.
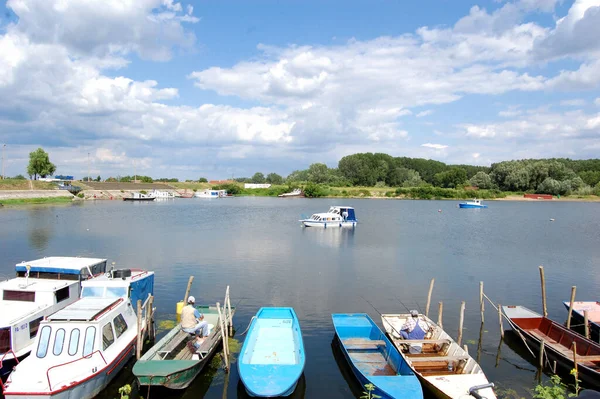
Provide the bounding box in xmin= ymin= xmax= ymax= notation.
xmin=237 ymin=316 xmax=256 ymax=336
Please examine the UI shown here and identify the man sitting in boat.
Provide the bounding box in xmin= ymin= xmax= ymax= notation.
xmin=400 ymin=310 xmax=429 ymax=340
xmin=181 ymin=296 xmax=209 ymax=337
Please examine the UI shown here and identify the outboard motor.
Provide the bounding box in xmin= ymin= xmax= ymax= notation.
xmin=113 ymin=269 xmax=132 ymax=279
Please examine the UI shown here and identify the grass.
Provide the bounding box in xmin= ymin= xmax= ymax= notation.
xmin=0 ymin=179 xmax=57 ymax=190
xmin=0 ymin=197 xmax=73 ymax=205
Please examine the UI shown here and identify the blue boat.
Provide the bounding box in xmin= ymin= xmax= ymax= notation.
xmin=239 ymin=308 xmax=305 ymax=397
xmin=459 ymin=199 xmax=488 ymax=208
xmin=332 ymin=313 xmax=423 ymax=399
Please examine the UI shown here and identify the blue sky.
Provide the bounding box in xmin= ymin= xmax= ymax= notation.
xmin=0 ymin=0 xmax=599 ymax=180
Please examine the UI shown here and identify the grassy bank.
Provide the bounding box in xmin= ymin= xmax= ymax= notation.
xmin=0 ymin=179 xmax=55 ymax=190
xmin=0 ymin=197 xmax=73 ymax=206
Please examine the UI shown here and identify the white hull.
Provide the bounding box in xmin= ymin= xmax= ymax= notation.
xmin=301 ymin=220 xmax=357 ymax=228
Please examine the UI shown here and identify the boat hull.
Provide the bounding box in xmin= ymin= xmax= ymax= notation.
xmin=123 ymin=197 xmax=155 ymax=201
xmin=562 ymin=301 xmax=600 ymax=342
xmin=458 ymin=204 xmax=487 ymax=209
xmin=300 ymin=220 xmax=357 ymax=228
xmin=135 ymin=359 xmax=210 ymax=389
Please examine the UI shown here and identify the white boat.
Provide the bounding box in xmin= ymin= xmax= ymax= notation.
xmin=278 ymin=188 xmax=302 ymax=197
xmin=123 ymin=192 xmax=155 ymax=201
xmin=299 ymin=206 xmax=357 ymax=228
xmin=381 ymin=313 xmax=496 ymax=399
xmin=151 ymin=189 xmax=175 ymax=199
xmin=2 ymin=268 xmax=154 ymax=399
xmin=194 ymin=189 xmax=228 ymax=198
xmin=1 ymin=257 xmax=107 ymax=378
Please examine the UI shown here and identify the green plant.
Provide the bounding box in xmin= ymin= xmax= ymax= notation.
xmin=77 ymin=193 xmax=84 ymax=198
xmin=570 ymin=368 xmax=580 ymax=396
xmin=120 ymin=190 xmax=124 ymax=193
xmin=118 ymin=384 xmax=131 ymax=399
xmin=140 ymin=190 xmax=147 ymax=194
xmin=533 ymin=375 xmax=573 ymax=399
xmin=361 ymin=383 xmax=381 ymax=399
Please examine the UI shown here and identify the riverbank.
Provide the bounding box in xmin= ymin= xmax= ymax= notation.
xmin=0 ymin=196 xmax=74 ymax=206
xmin=0 ymin=190 xmax=74 ymax=206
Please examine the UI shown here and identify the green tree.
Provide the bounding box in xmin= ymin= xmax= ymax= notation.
xmin=505 ymin=168 xmax=530 ymax=191
xmin=578 ymin=170 xmax=600 ymax=186
xmin=308 ymin=163 xmax=329 ymax=183
xmin=433 ymin=168 xmax=467 ymax=188
xmin=13 ymin=174 xmax=26 ymax=180
xmin=286 ymin=169 xmax=309 ymax=182
xmin=96 ymin=176 xmax=101 ymax=182
xmin=469 ymin=171 xmax=493 ymax=189
xmin=251 ymin=172 xmax=265 ymax=183
xmin=198 ymin=177 xmax=208 ymax=183
xmin=27 ymin=148 xmax=56 ymax=180
xmin=266 ymin=173 xmax=284 ymax=185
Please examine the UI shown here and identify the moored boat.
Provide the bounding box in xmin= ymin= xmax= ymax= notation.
xmin=381 ymin=313 xmax=496 ymax=399
xmin=458 ymin=199 xmax=487 ymax=209
xmin=332 ymin=313 xmax=422 ymax=399
xmin=194 ymin=189 xmax=228 ymax=198
xmin=563 ymin=301 xmax=600 ymax=341
xmin=299 ymin=206 xmax=357 ymax=228
xmin=1 ymin=257 xmax=107 ymax=379
xmin=151 ymin=189 xmax=176 ymax=199
xmin=239 ymin=307 xmax=305 ymax=397
xmin=123 ymin=192 xmax=155 ymax=201
xmin=278 ymin=188 xmax=302 ymax=197
xmin=503 ymin=305 xmax=600 ymax=389
xmin=133 ymin=304 xmax=235 ymax=389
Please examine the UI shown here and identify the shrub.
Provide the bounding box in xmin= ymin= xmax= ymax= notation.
xmin=212 ymin=183 xmax=242 ymax=195
xmin=77 ymin=193 xmax=84 ymax=198
xmin=303 ymin=182 xmax=328 ymax=198
xmin=140 ymin=190 xmax=147 ymax=194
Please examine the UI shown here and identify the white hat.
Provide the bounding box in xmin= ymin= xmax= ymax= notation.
xmin=188 ymin=296 xmax=195 ymax=303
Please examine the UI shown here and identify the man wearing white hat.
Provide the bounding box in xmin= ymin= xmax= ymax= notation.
xmin=181 ymin=296 xmax=209 ymax=336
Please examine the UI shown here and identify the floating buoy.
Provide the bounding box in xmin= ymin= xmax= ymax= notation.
xmin=550 ymin=218 xmax=555 ymax=222
xmin=438 ymin=209 xmax=442 ymax=213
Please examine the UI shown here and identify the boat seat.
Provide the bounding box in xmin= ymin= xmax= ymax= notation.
xmin=396 ymin=339 xmax=452 ymax=345
xmin=157 ymin=330 xmax=189 ymax=360
xmin=343 ymin=339 xmax=387 ymax=350
xmin=409 ymin=355 xmax=470 ymax=363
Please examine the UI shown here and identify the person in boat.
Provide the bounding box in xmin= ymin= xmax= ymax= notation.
xmin=181 ymin=296 xmax=209 ymax=337
xmin=342 ymin=210 xmax=348 ymax=221
xmin=399 ymin=310 xmax=429 ymax=340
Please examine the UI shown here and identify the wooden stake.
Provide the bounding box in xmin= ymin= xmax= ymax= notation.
xmin=148 ymin=295 xmax=155 ymax=341
xmin=567 ymin=286 xmax=576 ymax=329
xmin=553 ymin=360 xmax=557 ymax=374
xmin=539 ymin=266 xmax=548 ymax=318
xmin=498 ymin=304 xmax=505 ymax=339
xmin=183 ymin=276 xmax=194 ymax=303
xmin=463 ymin=344 xmax=468 ymax=354
xmin=479 ymin=281 xmax=485 ymax=324
xmin=437 ymin=302 xmax=443 ymax=329
xmin=136 ymin=299 xmax=142 ymax=360
xmin=573 ymin=341 xmax=578 ymax=378
xmin=226 ymin=289 xmax=233 ymax=337
xmin=584 ymin=310 xmax=590 ymax=339
xmin=457 ymin=301 xmax=466 ymax=347
xmin=217 ymin=302 xmax=229 ymax=372
xmin=425 ymin=279 xmax=435 ymax=317
xmin=539 ymin=339 xmax=545 ymax=370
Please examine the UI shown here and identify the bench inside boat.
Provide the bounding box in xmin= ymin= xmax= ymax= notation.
xmin=409 ymin=355 xmax=470 ymax=376
xmin=393 ymin=338 xmax=453 ymax=356
xmin=156 ymin=329 xmax=213 ymax=361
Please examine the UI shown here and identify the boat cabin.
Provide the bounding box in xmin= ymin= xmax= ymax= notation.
xmin=328 ymin=206 xmax=357 ymax=221
xmin=3 ymin=297 xmax=139 ymax=396
xmin=15 ymin=257 xmax=107 ymax=281
xmin=80 ymin=268 xmax=155 ymax=311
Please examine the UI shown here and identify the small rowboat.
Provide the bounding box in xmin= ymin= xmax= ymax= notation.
xmin=238 ymin=307 xmax=305 ymax=397
xmin=381 ymin=313 xmax=495 ymax=399
xmin=503 ymin=305 xmax=600 ymax=389
xmin=563 ymin=301 xmax=600 ymax=341
xmin=332 ymin=313 xmax=422 ymax=399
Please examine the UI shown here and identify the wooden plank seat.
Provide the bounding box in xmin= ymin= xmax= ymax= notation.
xmin=409 ymin=355 xmax=470 ymax=363
xmin=395 ymin=339 xmax=452 ymax=345
xmin=174 ymin=336 xmax=214 ymax=361
xmin=157 ymin=330 xmax=190 ymax=359
xmin=343 ymin=338 xmax=387 ymax=350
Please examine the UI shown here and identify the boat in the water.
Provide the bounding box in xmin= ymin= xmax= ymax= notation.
xmin=0 ymin=257 xmax=108 ymax=379
xmin=133 ymin=304 xmax=235 ymax=389
xmin=151 ymin=189 xmax=176 ymax=199
xmin=503 ymin=305 xmax=600 ymax=389
xmin=2 ymin=266 xmax=154 ymax=398
xmin=458 ymin=199 xmax=487 ymax=209
xmin=381 ymin=313 xmax=496 ymax=399
xmin=123 ymin=192 xmax=156 ymax=201
xmin=238 ymin=307 xmax=305 ymax=397
xmin=278 ymin=188 xmax=302 ymax=198
xmin=299 ymin=206 xmax=357 ymax=228
xmin=563 ymin=301 xmax=600 ymax=341
xmin=332 ymin=313 xmax=423 ymax=399
xmin=194 ymin=189 xmax=228 ymax=198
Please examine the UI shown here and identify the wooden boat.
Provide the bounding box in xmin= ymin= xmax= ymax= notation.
xmin=563 ymin=301 xmax=600 ymax=341
xmin=503 ymin=305 xmax=600 ymax=389
xmin=332 ymin=313 xmax=423 ymax=399
xmin=133 ymin=304 xmax=234 ymax=389
xmin=238 ymin=307 xmax=305 ymax=397
xmin=381 ymin=313 xmax=496 ymax=399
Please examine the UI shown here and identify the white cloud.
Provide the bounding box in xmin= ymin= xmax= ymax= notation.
xmin=560 ymin=98 xmax=586 ymax=106
xmin=499 ymin=109 xmax=523 ymax=117
xmin=416 ymin=110 xmax=433 ymax=118
xmin=421 ymin=143 xmax=448 ymax=149
xmin=595 ymin=98 xmax=600 ymax=106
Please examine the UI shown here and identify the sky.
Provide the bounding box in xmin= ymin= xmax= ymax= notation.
xmin=0 ymin=0 xmax=599 ymax=180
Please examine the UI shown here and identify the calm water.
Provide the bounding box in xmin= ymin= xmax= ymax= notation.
xmin=1 ymin=198 xmax=599 ymax=398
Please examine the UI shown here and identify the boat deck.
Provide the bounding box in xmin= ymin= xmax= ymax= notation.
xmin=249 ymin=324 xmax=296 ymax=365
xmin=342 ymin=338 xmax=396 ymax=376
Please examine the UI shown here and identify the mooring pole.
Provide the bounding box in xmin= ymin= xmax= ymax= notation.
xmin=479 ymin=281 xmax=485 ymax=324
xmin=498 ymin=303 xmax=505 ymax=339
xmin=425 ymin=279 xmax=435 ymax=317
xmin=217 ymin=302 xmax=229 ymax=372
xmin=457 ymin=301 xmax=466 ymax=346
xmin=183 ymin=276 xmax=194 ymax=302
xmin=437 ymin=302 xmax=443 ymax=329
xmin=584 ymin=310 xmax=590 ymax=339
xmin=539 ymin=266 xmax=547 ymax=318
xmin=567 ymin=286 xmax=576 ymax=329
xmin=539 ymin=339 xmax=545 ymax=370
xmin=136 ymin=299 xmax=142 ymax=360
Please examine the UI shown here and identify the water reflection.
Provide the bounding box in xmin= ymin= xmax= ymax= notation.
xmin=27 ymin=208 xmax=55 ymax=251
xmin=300 ymin=227 xmax=356 ymax=248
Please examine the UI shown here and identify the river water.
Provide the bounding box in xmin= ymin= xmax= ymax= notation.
xmin=1 ymin=198 xmax=599 ymax=398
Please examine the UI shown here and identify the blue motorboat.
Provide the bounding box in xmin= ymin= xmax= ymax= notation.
xmin=239 ymin=307 xmax=305 ymax=397
xmin=332 ymin=313 xmax=423 ymax=399
xmin=459 ymin=199 xmax=488 ymax=208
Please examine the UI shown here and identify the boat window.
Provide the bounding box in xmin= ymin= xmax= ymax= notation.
xmin=113 ymin=314 xmax=128 ymax=338
xmin=0 ymin=327 xmax=10 ymax=353
xmin=3 ymin=290 xmax=35 ymax=302
xmin=55 ymin=286 xmax=70 ymax=303
xmin=36 ymin=326 xmax=52 ymax=358
xmin=106 ymin=287 xmax=127 ymax=298
xmin=53 ymin=328 xmax=66 ymax=356
xmin=83 ymin=326 xmax=96 ymax=356
xmin=102 ymin=322 xmax=115 ymax=350
xmin=81 ymin=286 xmax=104 ymax=297
xmin=68 ymin=329 xmax=80 ymax=356
xmin=29 ymin=316 xmax=43 ymax=339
